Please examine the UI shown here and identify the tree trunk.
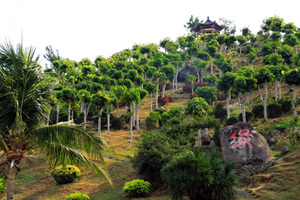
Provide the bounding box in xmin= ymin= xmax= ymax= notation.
xmin=275 ymin=81 xmax=278 ymax=101
xmin=200 ymin=69 xmax=204 ymax=83
xmin=172 ymin=76 xmax=175 ymax=94
xmin=279 ymin=80 xmax=282 ymax=100
xmin=196 ymin=69 xmax=200 ymax=82
xmin=156 ymin=82 xmax=159 ymax=109
xmin=150 ymin=94 xmax=153 ymax=112
xmin=47 ymin=108 xmax=51 ymax=125
xmin=293 ymin=86 xmax=297 ymax=116
xmin=264 ymin=83 xmax=268 ymax=120
xmin=107 ymin=106 xmax=110 ymax=136
xmin=197 ymin=128 xmax=201 ymax=146
xmin=133 ymin=103 xmax=136 ymax=126
xmin=191 ymin=85 xmax=194 ymax=94
xmin=226 ymin=96 xmax=230 ymax=119
xmin=242 ymin=103 xmax=246 ymax=122
xmin=210 ymin=57 xmax=214 ymax=73
xmin=162 ymin=83 xmax=166 ymax=97
xmin=117 ymin=105 xmax=120 ymax=117
xmin=130 ymin=103 xmax=133 ymax=140
xmin=175 ymin=68 xmax=179 ymax=89
xmin=68 ymin=100 xmax=71 ymax=121
xmin=98 ymin=109 xmax=102 ymax=138
xmin=56 ymin=99 xmax=60 ymax=124
xmin=136 ymin=103 xmax=140 ymax=133
xmin=7 ymin=163 xmax=18 ymax=200
xmin=83 ymin=106 xmax=87 ymax=129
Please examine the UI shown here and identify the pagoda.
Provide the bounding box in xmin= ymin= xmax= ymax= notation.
xmin=193 ymin=17 xmax=224 ymax=35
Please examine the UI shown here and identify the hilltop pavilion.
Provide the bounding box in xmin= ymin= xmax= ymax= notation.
xmin=193 ymin=17 xmax=224 ymax=35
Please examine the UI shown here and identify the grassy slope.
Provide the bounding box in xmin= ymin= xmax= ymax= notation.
xmin=3 ymin=52 xmax=300 ymax=199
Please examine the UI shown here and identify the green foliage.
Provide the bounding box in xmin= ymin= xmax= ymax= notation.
xmin=285 ymin=68 xmax=300 ymax=86
xmin=267 ymin=103 xmax=282 ymax=118
xmin=211 ymin=103 xmax=227 ymax=120
xmin=204 ymin=74 xmax=218 ymax=85
xmin=185 ymin=97 xmax=210 ymax=118
xmin=195 ymin=86 xmax=217 ymax=104
xmin=238 ymin=111 xmax=254 ymax=121
xmin=161 ymin=148 xmax=237 ymax=200
xmin=278 ymin=99 xmax=292 ymax=113
xmin=252 ymin=104 xmax=264 ymax=119
xmin=65 ymin=192 xmax=90 ymax=200
xmin=0 ymin=177 xmax=6 ymax=194
xmin=213 ymin=126 xmax=221 ymax=147
xmin=123 ymin=179 xmax=151 ymax=197
xmin=226 ymin=116 xmax=239 ymax=125
xmin=145 ymin=111 xmax=161 ymax=130
xmin=161 ymin=108 xmax=182 ymax=125
xmin=51 ymin=165 xmax=81 ymax=184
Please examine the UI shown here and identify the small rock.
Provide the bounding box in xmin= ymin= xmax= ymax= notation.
xmin=127 ymin=140 xmax=132 ymax=143
xmin=209 ymin=140 xmax=216 ymax=149
xmin=280 ymin=146 xmax=290 ymax=156
xmin=271 ymin=129 xmax=281 ymax=137
xmin=267 ymin=137 xmax=276 ymax=145
xmin=140 ymin=107 xmax=147 ymax=110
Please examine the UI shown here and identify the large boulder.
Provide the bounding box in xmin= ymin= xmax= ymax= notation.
xmin=177 ymin=65 xmax=197 ymax=82
xmin=220 ymin=122 xmax=272 ymax=166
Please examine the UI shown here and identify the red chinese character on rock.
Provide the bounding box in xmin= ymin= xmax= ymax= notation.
xmin=229 ymin=129 xmax=253 ymax=149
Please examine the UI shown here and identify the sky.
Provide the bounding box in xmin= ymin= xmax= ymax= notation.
xmin=1 ymin=0 xmax=300 ymax=67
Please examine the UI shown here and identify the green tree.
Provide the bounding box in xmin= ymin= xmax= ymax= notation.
xmin=255 ymin=67 xmax=275 ymax=120
xmin=144 ymin=82 xmax=158 ymax=111
xmin=92 ymin=91 xmax=110 ymax=137
xmin=160 ymin=65 xmax=175 ymax=97
xmin=284 ymin=33 xmax=300 ymax=54
xmin=0 ymin=42 xmax=111 ymax=199
xmin=285 ymin=69 xmax=300 ymax=116
xmin=111 ymin=85 xmax=127 ymax=117
xmin=135 ymin=88 xmax=148 ymax=133
xmin=60 ymin=88 xmax=78 ymax=121
xmin=236 ymin=35 xmax=247 ymax=54
xmin=233 ymin=76 xmax=257 ymax=122
xmin=268 ymin=65 xmax=289 ymax=100
xmin=217 ymin=72 xmax=237 ymax=119
xmin=184 ymin=15 xmax=199 ymax=34
xmin=195 ymin=87 xmax=217 ymax=105
xmin=78 ymin=89 xmax=91 ymax=129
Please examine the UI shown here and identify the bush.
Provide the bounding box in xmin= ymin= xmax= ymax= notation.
xmin=123 ymin=179 xmax=151 ymax=197
xmin=159 ymin=83 xmax=171 ymax=91
xmin=226 ymin=116 xmax=239 ymax=125
xmin=190 ymin=93 xmax=197 ymax=99
xmin=111 ymin=117 xmax=125 ymax=130
xmin=51 ymin=165 xmax=81 ymax=184
xmin=161 ymin=148 xmax=237 ymax=200
xmin=267 ymin=103 xmax=282 ymax=118
xmin=161 ymin=108 xmax=182 ymax=124
xmin=145 ymin=111 xmax=161 ymax=130
xmin=278 ymin=99 xmax=292 ymax=113
xmin=0 ymin=177 xmax=6 ymax=194
xmin=238 ymin=111 xmax=254 ymax=122
xmin=252 ymin=104 xmax=264 ymax=119
xmin=158 ymin=95 xmax=174 ymax=105
xmin=65 ymin=192 xmax=90 ymax=200
xmin=213 ymin=126 xmax=221 ymax=147
xmin=212 ymin=103 xmax=227 ymax=121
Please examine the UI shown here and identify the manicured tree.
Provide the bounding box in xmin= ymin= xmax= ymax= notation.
xmin=125 ymin=69 xmax=144 ymax=88
xmin=99 ymin=75 xmax=116 ymax=91
xmin=224 ymin=35 xmax=236 ymax=58
xmin=205 ymin=44 xmax=218 ymax=73
xmin=160 ymin=65 xmax=175 ymax=97
xmin=145 ymin=66 xmax=156 ymax=83
xmin=236 ymin=35 xmax=247 ymax=55
xmin=153 ymin=71 xmax=166 ymax=108
xmin=284 ymin=33 xmax=300 ymax=54
xmin=168 ymin=52 xmax=183 ymax=92
xmin=278 ymin=44 xmax=294 ymax=65
xmin=282 ymin=22 xmax=297 ymax=35
xmin=135 ymin=88 xmax=148 ymax=133
xmin=55 ymin=90 xmax=63 ymax=124
xmin=60 ymin=88 xmax=78 ymax=121
xmin=91 ymin=91 xmax=110 ymax=138
xmin=268 ymin=65 xmax=289 ymax=100
xmin=246 ymin=51 xmax=257 ymax=67
xmin=285 ymin=69 xmax=300 ymax=116
xmin=241 ymin=27 xmax=251 ymax=40
xmin=217 ymin=34 xmax=226 ymax=52
xmin=111 ymin=85 xmax=127 ymax=117
xmin=195 ymin=86 xmax=217 ymax=106
xmin=0 ymin=42 xmax=111 ymax=199
xmin=254 ymin=67 xmax=275 ymax=120
xmin=185 ymin=97 xmax=210 ymax=146
xmin=249 ymin=34 xmax=257 ymax=48
xmin=233 ymin=76 xmax=257 ymax=122
xmin=270 ymin=32 xmax=282 ymax=43
xmin=187 ymin=75 xmax=197 ymax=94
xmin=144 ymin=82 xmax=158 ymax=111
xmin=106 ymin=91 xmax=118 ymax=136
xmin=260 ymin=42 xmax=275 ymax=57
xmin=123 ymin=89 xmax=140 ymax=140
xmin=194 ymin=59 xmax=209 ymax=83
xmin=217 ymin=72 xmax=237 ymax=119
xmin=78 ymin=89 xmax=91 ymax=129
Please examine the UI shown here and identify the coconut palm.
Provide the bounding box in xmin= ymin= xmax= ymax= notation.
xmin=0 ymin=42 xmax=111 ymax=200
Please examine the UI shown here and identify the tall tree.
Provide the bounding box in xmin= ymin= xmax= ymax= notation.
xmin=285 ymin=69 xmax=300 ymax=116
xmin=0 ymin=42 xmax=111 ymax=199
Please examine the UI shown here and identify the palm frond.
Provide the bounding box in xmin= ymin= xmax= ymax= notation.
xmin=42 ymin=142 xmax=112 ymax=185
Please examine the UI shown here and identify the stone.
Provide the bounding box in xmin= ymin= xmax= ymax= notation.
xmin=271 ymin=129 xmax=281 ymax=137
xmin=280 ymin=146 xmax=290 ymax=156
xmin=267 ymin=137 xmax=276 ymax=145
xmin=220 ymin=122 xmax=272 ymax=167
xmin=209 ymin=140 xmax=217 ymax=149
xmin=177 ymin=65 xmax=197 ymax=82
xmin=201 ymin=134 xmax=212 ymax=146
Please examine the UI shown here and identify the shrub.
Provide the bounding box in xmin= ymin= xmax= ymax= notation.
xmin=51 ymin=165 xmax=81 ymax=184
xmin=118 ymin=100 xmax=125 ymax=107
xmin=182 ymin=83 xmax=192 ymax=93
xmin=216 ymin=92 xmax=226 ymax=101
xmin=123 ymin=179 xmax=151 ymax=197
xmin=145 ymin=111 xmax=161 ymax=130
xmin=278 ymin=99 xmax=292 ymax=113
xmin=212 ymin=103 xmax=227 ymax=121
xmin=111 ymin=117 xmax=124 ymax=130
xmin=194 ymin=82 xmax=207 ymax=90
xmin=238 ymin=111 xmax=254 ymax=122
xmin=161 ymin=108 xmax=182 ymax=124
xmin=159 ymin=83 xmax=171 ymax=91
xmin=65 ymin=192 xmax=90 ymax=200
xmin=213 ymin=126 xmax=221 ymax=147
xmin=158 ymin=95 xmax=174 ymax=105
xmin=252 ymin=104 xmax=264 ymax=119
xmin=226 ymin=116 xmax=239 ymax=125
xmin=161 ymin=148 xmax=237 ymax=200
xmin=0 ymin=177 xmax=6 ymax=194
xmin=267 ymin=103 xmax=282 ymax=118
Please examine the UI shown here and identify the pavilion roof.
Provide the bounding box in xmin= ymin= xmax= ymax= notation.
xmin=193 ymin=16 xmax=224 ymax=33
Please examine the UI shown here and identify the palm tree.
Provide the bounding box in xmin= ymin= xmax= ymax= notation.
xmin=0 ymin=42 xmax=112 ymax=200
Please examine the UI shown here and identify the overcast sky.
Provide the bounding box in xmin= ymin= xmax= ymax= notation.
xmin=1 ymin=0 xmax=300 ymax=66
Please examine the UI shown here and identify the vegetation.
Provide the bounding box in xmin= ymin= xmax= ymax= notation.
xmin=51 ymin=165 xmax=81 ymax=184
xmin=123 ymin=179 xmax=151 ymax=197
xmin=65 ymin=192 xmax=90 ymax=200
